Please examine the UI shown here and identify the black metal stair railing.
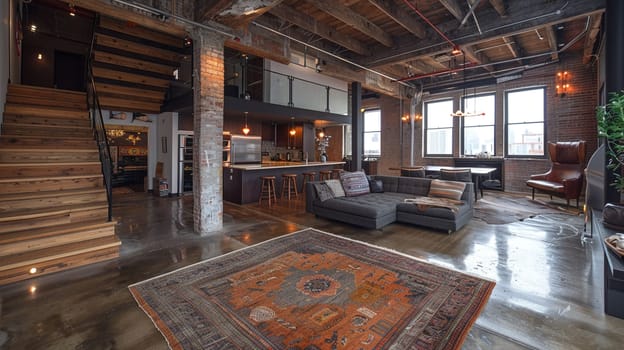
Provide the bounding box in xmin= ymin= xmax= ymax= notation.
xmin=86 ymin=15 xmax=113 ymax=221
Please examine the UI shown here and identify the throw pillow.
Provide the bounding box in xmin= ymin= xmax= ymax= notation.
xmin=428 ymin=179 xmax=466 ymax=200
xmin=340 ymin=171 xmax=370 ymax=197
xmin=369 ymin=179 xmax=384 ymax=193
xmin=325 ymin=179 xmax=346 ymax=197
xmin=313 ymin=182 xmax=334 ymax=202
xmin=400 ymin=167 xmax=426 ymax=178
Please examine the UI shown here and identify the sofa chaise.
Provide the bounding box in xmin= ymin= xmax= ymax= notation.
xmin=305 ymin=174 xmax=474 ymax=232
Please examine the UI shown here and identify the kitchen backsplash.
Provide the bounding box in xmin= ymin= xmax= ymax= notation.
xmin=261 ymin=141 xmax=303 ymax=161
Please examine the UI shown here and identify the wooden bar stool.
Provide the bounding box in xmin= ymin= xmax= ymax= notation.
xmin=319 ymin=170 xmax=332 ymax=181
xmin=281 ymin=174 xmax=298 ymax=200
xmin=301 ymin=172 xmax=316 ymax=193
xmin=331 ymin=169 xmax=343 ymax=179
xmin=259 ymin=176 xmax=277 ymax=207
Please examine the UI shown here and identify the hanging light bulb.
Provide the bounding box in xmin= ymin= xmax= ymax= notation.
xmin=242 ymin=112 xmax=250 ymax=135
xmin=289 ymin=117 xmax=296 ymax=136
xmin=318 ymin=129 xmax=325 ymax=138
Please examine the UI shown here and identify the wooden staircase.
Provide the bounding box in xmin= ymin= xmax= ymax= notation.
xmin=92 ymin=15 xmax=184 ymax=114
xmin=0 ymin=84 xmax=120 ymax=286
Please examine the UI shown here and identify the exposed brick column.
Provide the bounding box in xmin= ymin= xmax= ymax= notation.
xmin=192 ymin=28 xmax=225 ymax=234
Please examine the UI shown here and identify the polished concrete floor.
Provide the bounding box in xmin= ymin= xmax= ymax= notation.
xmin=1 ymin=191 xmax=624 ymax=349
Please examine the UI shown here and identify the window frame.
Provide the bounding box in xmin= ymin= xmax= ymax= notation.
xmin=363 ymin=108 xmax=381 ymax=157
xmin=424 ymin=98 xmax=454 ymax=157
xmin=460 ymin=92 xmax=496 ymax=156
xmin=504 ymin=86 xmax=547 ymax=158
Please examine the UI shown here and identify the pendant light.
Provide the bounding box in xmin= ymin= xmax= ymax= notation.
xmin=289 ymin=117 xmax=296 ymax=136
xmin=450 ymin=51 xmax=485 ymax=118
xmin=242 ymin=112 xmax=250 ymax=135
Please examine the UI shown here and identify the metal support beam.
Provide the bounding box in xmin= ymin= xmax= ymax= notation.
xmin=351 ymin=82 xmax=363 ymax=172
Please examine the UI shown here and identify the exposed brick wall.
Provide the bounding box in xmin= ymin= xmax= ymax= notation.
xmin=192 ymin=28 xmax=225 ymax=234
xmin=365 ymin=54 xmax=597 ymax=193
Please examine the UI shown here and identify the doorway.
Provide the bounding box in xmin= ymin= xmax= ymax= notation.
xmin=54 ymin=51 xmax=85 ymax=91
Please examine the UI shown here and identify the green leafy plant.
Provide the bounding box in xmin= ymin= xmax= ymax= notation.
xmin=597 ymin=91 xmax=624 ymax=193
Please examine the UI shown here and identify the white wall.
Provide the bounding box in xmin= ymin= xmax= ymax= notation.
xmin=102 ymin=110 xmax=158 ymax=190
xmin=156 ymin=112 xmax=179 ymax=194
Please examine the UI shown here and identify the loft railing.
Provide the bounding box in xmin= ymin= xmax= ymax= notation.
xmin=225 ymin=64 xmax=349 ymax=115
xmin=86 ymin=15 xmax=113 ymax=221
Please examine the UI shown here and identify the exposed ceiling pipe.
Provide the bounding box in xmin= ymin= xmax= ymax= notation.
xmin=368 ymin=1 xmax=572 ymax=66
xmin=401 ymin=0 xmax=460 ymax=52
xmin=252 ymin=22 xmax=415 ymax=88
xmin=110 ymin=0 xmax=236 ymax=38
xmin=398 ymin=62 xmax=476 ymax=82
xmin=403 ymin=15 xmax=590 ymax=84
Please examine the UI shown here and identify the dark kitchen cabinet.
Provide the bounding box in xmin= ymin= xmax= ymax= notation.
xmin=276 ymin=123 xmax=303 ymax=149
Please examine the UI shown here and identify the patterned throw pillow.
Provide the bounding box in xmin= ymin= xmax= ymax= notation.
xmin=325 ymin=179 xmax=346 ymax=197
xmin=428 ymin=179 xmax=466 ymax=200
xmin=313 ymin=182 xmax=334 ymax=202
xmin=340 ymin=171 xmax=370 ymax=197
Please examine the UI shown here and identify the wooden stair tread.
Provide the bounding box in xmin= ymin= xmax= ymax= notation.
xmin=98 ymin=15 xmax=184 ymax=49
xmin=0 ymin=235 xmax=121 ymax=271
xmin=0 ymin=147 xmax=98 ymax=153
xmin=8 ymin=84 xmax=86 ymax=98
xmin=0 ymin=187 xmax=105 ymax=201
xmin=4 ymin=104 xmax=89 ymax=119
xmin=0 ymin=162 xmax=101 ymax=167
xmin=0 ymin=174 xmax=103 ymax=183
xmin=0 ymin=202 xmax=109 ymax=222
xmin=95 ymin=33 xmax=181 ymax=64
xmin=0 ymin=134 xmax=94 ymax=141
xmin=0 ymin=219 xmax=116 ymax=247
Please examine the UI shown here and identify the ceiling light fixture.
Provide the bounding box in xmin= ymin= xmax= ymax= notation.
xmin=289 ymin=117 xmax=296 ymax=136
xmin=69 ymin=3 xmax=76 ymax=16
xmin=451 ymin=52 xmax=485 ymax=117
xmin=242 ymin=112 xmax=250 ymax=135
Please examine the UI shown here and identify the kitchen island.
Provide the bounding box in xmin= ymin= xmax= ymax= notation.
xmin=223 ymin=161 xmax=345 ymax=204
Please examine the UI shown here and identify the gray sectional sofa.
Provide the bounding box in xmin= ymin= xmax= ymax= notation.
xmin=305 ymin=175 xmax=474 ymax=232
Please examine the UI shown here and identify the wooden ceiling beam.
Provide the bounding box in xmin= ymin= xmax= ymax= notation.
xmin=439 ymin=0 xmax=465 ymax=21
xmin=462 ymin=46 xmax=494 ymax=72
xmin=197 ymin=0 xmax=236 ymax=23
xmin=488 ymin=0 xmax=507 ymax=17
xmin=502 ymin=36 xmax=518 ymax=58
xmin=56 ymin=0 xmax=188 ymax=37
xmin=583 ymin=13 xmax=603 ymax=64
xmin=270 ymin=4 xmax=371 ymax=56
xmin=362 ymin=0 xmax=604 ymax=67
xmin=305 ymin=0 xmax=394 ymax=47
xmin=368 ymin=0 xmax=426 ymax=38
xmin=544 ymin=25 xmax=559 ymax=61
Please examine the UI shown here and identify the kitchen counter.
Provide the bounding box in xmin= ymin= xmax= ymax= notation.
xmin=223 ymin=161 xmax=345 ymax=204
xmin=228 ymin=161 xmax=345 ymax=170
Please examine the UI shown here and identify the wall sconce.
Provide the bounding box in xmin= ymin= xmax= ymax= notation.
xmin=36 ymin=53 xmax=43 ymax=60
xmin=556 ymin=71 xmax=569 ymax=97
xmin=401 ymin=114 xmax=422 ymax=123
xmin=30 ymin=24 xmax=37 ymax=32
xmin=318 ymin=129 xmax=325 ymax=138
xmin=242 ymin=112 xmax=250 ymax=135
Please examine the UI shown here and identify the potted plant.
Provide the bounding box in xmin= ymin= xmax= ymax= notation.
xmin=597 ymin=91 xmax=624 ymax=229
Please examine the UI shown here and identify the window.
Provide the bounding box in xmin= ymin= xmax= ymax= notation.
xmin=363 ymin=109 xmax=381 ymax=156
xmin=343 ymin=124 xmax=352 ymax=157
xmin=425 ymin=99 xmax=453 ymax=156
xmin=462 ymin=93 xmax=496 ymax=155
xmin=506 ymin=87 xmax=546 ymax=157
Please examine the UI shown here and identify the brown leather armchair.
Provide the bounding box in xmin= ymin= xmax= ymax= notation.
xmin=526 ymin=141 xmax=586 ymax=207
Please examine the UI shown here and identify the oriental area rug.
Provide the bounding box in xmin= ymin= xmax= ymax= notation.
xmin=129 ymin=228 xmax=495 ymax=350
